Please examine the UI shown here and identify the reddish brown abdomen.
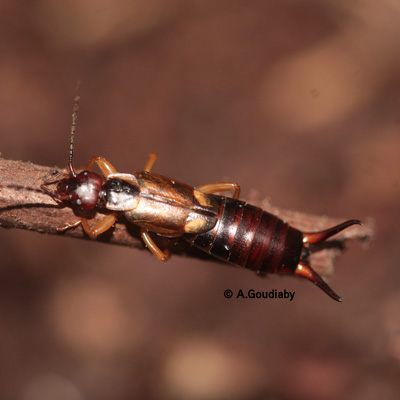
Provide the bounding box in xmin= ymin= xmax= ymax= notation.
xmin=185 ymin=196 xmax=303 ymax=274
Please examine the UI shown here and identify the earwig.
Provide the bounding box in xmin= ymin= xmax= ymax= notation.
xmin=42 ymin=93 xmax=362 ymax=302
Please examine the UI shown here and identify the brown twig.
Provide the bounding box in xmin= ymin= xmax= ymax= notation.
xmin=0 ymin=158 xmax=373 ymax=279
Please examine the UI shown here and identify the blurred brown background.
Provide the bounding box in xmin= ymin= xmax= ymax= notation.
xmin=0 ymin=1 xmax=399 ymax=399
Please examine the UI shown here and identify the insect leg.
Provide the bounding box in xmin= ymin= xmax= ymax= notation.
xmin=57 ymin=214 xmax=117 ymax=236
xmin=143 ymin=153 xmax=158 ymax=172
xmin=140 ymin=228 xmax=169 ymax=262
xmin=196 ymin=182 xmax=241 ymax=199
xmin=85 ymin=156 xmax=118 ymax=177
xmin=57 ymin=219 xmax=84 ymax=232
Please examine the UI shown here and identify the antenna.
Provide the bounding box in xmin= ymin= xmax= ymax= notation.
xmin=68 ymin=81 xmax=81 ymax=177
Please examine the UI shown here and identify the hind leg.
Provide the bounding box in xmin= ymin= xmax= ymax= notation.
xmin=196 ymin=182 xmax=241 ymax=199
xmin=140 ymin=228 xmax=169 ymax=262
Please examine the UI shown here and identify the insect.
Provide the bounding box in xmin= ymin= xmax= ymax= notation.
xmin=42 ymin=92 xmax=361 ymax=302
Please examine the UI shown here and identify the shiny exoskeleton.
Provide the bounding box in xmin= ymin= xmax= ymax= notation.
xmin=42 ymin=92 xmax=361 ymax=301
xmin=184 ymin=196 xmax=360 ymax=301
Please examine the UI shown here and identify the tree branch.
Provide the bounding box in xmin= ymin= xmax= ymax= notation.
xmin=0 ymin=158 xmax=373 ymax=278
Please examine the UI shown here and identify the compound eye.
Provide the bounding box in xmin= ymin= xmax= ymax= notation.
xmin=57 ymin=180 xmax=68 ymax=195
xmin=56 ymin=178 xmax=76 ymax=200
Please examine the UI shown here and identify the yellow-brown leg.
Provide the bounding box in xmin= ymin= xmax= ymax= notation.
xmin=196 ymin=182 xmax=241 ymax=199
xmin=140 ymin=228 xmax=169 ymax=262
xmin=57 ymin=219 xmax=83 ymax=232
xmin=143 ymin=153 xmax=158 ymax=172
xmin=57 ymin=214 xmax=117 ymax=236
xmin=85 ymin=156 xmax=118 ymax=177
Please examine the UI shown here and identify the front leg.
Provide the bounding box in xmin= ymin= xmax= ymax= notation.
xmin=57 ymin=214 xmax=117 ymax=236
xmin=85 ymin=156 xmax=118 ymax=177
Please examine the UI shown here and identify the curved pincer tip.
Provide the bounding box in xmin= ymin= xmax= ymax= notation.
xmin=346 ymin=219 xmax=363 ymax=227
xmin=303 ymin=219 xmax=363 ymax=245
xmin=294 ymin=262 xmax=343 ymax=302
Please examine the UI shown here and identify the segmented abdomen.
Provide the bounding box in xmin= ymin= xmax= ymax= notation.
xmin=184 ymin=196 xmax=303 ymax=274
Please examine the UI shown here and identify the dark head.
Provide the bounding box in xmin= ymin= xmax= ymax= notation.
xmin=53 ymin=170 xmax=103 ymax=210
xmin=42 ymin=170 xmax=104 ymax=210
